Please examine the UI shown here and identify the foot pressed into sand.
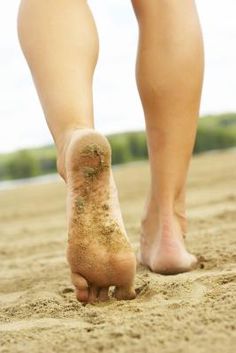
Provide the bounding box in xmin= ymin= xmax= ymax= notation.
xmin=139 ymin=211 xmax=197 ymax=274
xmin=60 ymin=129 xmax=136 ymax=303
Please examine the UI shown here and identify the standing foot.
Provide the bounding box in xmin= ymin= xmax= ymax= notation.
xmin=61 ymin=129 xmax=136 ymax=303
xmin=139 ymin=210 xmax=197 ymax=275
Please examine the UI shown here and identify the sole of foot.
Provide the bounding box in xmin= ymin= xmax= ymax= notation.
xmin=65 ymin=129 xmax=136 ymax=303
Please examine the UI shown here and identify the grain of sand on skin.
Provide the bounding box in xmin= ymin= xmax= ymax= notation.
xmin=0 ymin=150 xmax=236 ymax=353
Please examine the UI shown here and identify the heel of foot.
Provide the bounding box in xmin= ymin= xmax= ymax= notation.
xmin=65 ymin=129 xmax=112 ymax=183
xmin=150 ymin=251 xmax=197 ymax=275
xmin=67 ymin=129 xmax=111 ymax=164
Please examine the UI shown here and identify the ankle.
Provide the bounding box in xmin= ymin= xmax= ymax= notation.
xmin=142 ymin=197 xmax=173 ymax=223
xmin=141 ymin=206 xmax=186 ymax=243
xmin=143 ymin=193 xmax=187 ymax=235
xmin=141 ymin=204 xmax=173 ymax=240
xmin=55 ymin=131 xmax=72 ymax=181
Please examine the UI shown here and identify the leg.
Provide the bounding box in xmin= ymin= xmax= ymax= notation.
xmin=18 ymin=0 xmax=136 ymax=302
xmin=131 ymin=0 xmax=204 ymax=273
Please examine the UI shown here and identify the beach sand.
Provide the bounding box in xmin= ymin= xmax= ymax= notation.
xmin=0 ymin=150 xmax=236 ymax=353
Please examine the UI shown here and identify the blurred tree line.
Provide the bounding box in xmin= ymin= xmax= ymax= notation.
xmin=0 ymin=113 xmax=235 ymax=181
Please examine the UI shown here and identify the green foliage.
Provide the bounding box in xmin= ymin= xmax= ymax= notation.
xmin=108 ymin=135 xmax=132 ymax=164
xmin=197 ymin=113 xmax=236 ymax=133
xmin=107 ymin=131 xmax=148 ymax=164
xmin=194 ymin=113 xmax=236 ymax=153
xmin=126 ymin=132 xmax=148 ymax=160
xmin=0 ymin=113 xmax=236 ymax=181
xmin=38 ymin=156 xmax=57 ymax=174
xmin=0 ymin=146 xmax=57 ymax=181
xmin=4 ymin=150 xmax=40 ymax=180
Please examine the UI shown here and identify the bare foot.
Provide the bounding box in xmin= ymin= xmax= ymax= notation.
xmin=62 ymin=129 xmax=136 ymax=303
xmin=139 ymin=210 xmax=197 ymax=274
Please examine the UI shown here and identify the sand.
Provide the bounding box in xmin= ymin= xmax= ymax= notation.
xmin=0 ymin=150 xmax=236 ymax=353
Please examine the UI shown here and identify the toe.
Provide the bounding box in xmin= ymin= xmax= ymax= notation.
xmin=75 ymin=288 xmax=89 ymax=302
xmin=71 ymin=272 xmax=89 ymax=303
xmin=98 ymin=287 xmax=109 ymax=302
xmin=114 ymin=285 xmax=136 ymax=301
xmin=88 ymin=286 xmax=99 ymax=303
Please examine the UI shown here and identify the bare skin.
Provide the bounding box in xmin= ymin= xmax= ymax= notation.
xmin=65 ymin=129 xmax=136 ymax=302
xmin=18 ymin=0 xmax=204 ymax=301
xmin=18 ymin=0 xmax=136 ymax=303
xmin=132 ymin=0 xmax=204 ymax=273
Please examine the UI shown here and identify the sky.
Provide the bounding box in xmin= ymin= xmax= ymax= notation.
xmin=0 ymin=0 xmax=235 ymax=153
